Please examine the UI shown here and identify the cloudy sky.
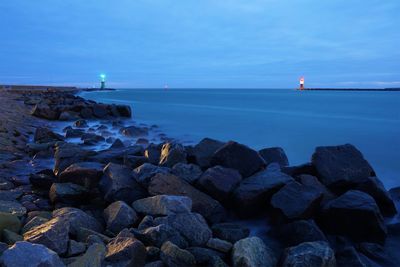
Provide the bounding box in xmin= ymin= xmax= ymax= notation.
xmin=0 ymin=0 xmax=399 ymax=88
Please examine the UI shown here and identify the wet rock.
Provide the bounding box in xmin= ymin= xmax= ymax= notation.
xmin=233 ymin=164 xmax=294 ymax=217
xmin=335 ymin=246 xmax=366 ymax=267
xmin=321 ymin=190 xmax=387 ymax=243
xmin=116 ymin=104 xmax=132 ymax=117
xmin=59 ymin=161 xmax=104 ymax=188
xmin=311 ymin=144 xmax=375 ymax=191
xmin=0 ymin=191 xmax=22 ymax=201
xmin=160 ymin=241 xmax=196 ymax=267
xmin=197 ymin=165 xmax=242 ymax=204
xmin=0 ymin=201 xmax=27 ymax=217
xmin=271 ymin=181 xmax=323 ymax=219
xmin=296 ymin=174 xmax=335 ymax=204
xmin=67 ymin=240 xmax=86 ymax=257
xmin=65 ymin=128 xmax=85 ymax=138
xmin=81 ymin=133 xmax=105 ymax=145
xmin=59 ymin=110 xmax=80 ymax=121
xmin=21 ymin=216 xmax=49 ymax=234
xmin=159 ymin=143 xmax=187 ymax=168
xmin=49 ymin=183 xmax=91 ymax=205
xmin=120 ymin=125 xmax=149 ymax=137
xmin=278 ymin=220 xmax=327 ymax=247
xmin=135 ymin=224 xmax=188 ymax=248
xmin=155 ymin=212 xmax=212 ymax=247
xmin=29 ymin=172 xmax=56 ymax=189
xmin=2 ymin=229 xmax=23 ymax=245
xmin=146 ymin=246 xmax=161 ymax=262
xmin=206 ymin=238 xmax=232 ymax=253
xmin=34 ymin=127 xmax=64 ymax=144
xmin=110 ymin=138 xmax=125 ymax=149
xmin=52 ymin=207 xmax=103 ymax=236
xmin=144 ymin=143 xmax=162 ymax=165
xmin=134 ymin=163 xmax=171 ymax=188
xmin=23 ymin=217 xmax=70 ymax=255
xmin=138 ymin=215 xmax=155 ymax=230
xmin=0 ymin=241 xmax=65 ymax=267
xmin=93 ymin=145 xmax=144 ymax=165
xmin=211 ymin=223 xmax=250 ymax=244
xmin=53 ymin=142 xmax=96 ymax=175
xmin=280 ymin=241 xmax=336 ymax=267
xmin=99 ymin=163 xmax=147 ymax=203
xmin=69 ymin=243 xmax=106 ymax=267
xmin=171 ymin=163 xmax=203 ymax=184
xmin=124 ymin=155 xmax=149 ymax=169
xmin=232 ymin=237 xmax=276 ymax=267
xmin=149 ymin=173 xmax=226 ymax=223
xmin=211 ymin=141 xmax=265 ymax=177
xmin=74 ymin=119 xmax=88 ymax=128
xmin=105 ymin=233 xmax=146 ymax=267
xmin=76 ymin=227 xmax=111 ymax=244
xmin=189 ymin=138 xmax=225 ymax=169
xmin=187 ymin=247 xmax=225 ymax=266
xmin=259 ymin=147 xmax=289 ymax=167
xmin=132 ymin=195 xmax=192 ymax=216
xmin=93 ymin=104 xmax=109 ymax=118
xmin=103 ymin=200 xmax=138 ymax=234
xmin=31 ymin=103 xmax=60 ymax=120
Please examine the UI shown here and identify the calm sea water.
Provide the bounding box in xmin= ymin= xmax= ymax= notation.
xmin=81 ymin=89 xmax=400 ymax=189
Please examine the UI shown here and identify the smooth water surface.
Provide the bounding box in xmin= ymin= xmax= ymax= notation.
xmin=81 ymin=89 xmax=400 ymax=189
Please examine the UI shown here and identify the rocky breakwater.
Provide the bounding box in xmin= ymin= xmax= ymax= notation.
xmin=0 ymin=90 xmax=399 ymax=266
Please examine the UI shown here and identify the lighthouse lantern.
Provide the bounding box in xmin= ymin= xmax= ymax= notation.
xmin=299 ymin=77 xmax=305 ymax=90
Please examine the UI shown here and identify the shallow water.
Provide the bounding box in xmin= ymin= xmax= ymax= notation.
xmin=80 ymin=89 xmax=400 ymax=189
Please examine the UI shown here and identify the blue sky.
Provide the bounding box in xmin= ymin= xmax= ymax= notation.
xmin=0 ymin=0 xmax=399 ymax=88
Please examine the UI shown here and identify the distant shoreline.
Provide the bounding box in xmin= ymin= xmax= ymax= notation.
xmin=299 ymin=88 xmax=400 ymax=91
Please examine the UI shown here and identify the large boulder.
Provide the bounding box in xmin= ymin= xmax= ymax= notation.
xmin=0 ymin=201 xmax=27 ymax=217
xmin=105 ymin=234 xmax=146 ymax=267
xmin=132 ymin=195 xmax=192 ymax=216
xmin=321 ymin=190 xmax=387 ymax=243
xmin=311 ymin=144 xmax=375 ymax=191
xmin=52 ymin=207 xmax=103 ymax=236
xmin=233 ymin=164 xmax=294 ymax=217
xmin=115 ymin=104 xmax=132 ymax=117
xmin=211 ymin=141 xmax=265 ymax=177
xmin=295 ymin=174 xmax=335 ymax=205
xmin=271 ymin=181 xmax=323 ymax=219
xmin=280 ymin=241 xmax=336 ymax=267
xmin=134 ymin=163 xmax=171 ymax=188
xmin=335 ymin=246 xmax=365 ymax=267
xmin=188 ymin=138 xmax=225 ymax=169
xmin=211 ymin=223 xmax=250 ymax=244
xmin=197 ymin=166 xmax=242 ymax=204
xmin=0 ymin=241 xmax=65 ymax=267
xmin=159 ymin=143 xmax=187 ymax=167
xmin=120 ymin=125 xmax=148 ymax=137
xmin=23 ymin=217 xmax=70 ymax=255
xmin=0 ymin=212 xmax=21 ymax=233
xmin=99 ymin=163 xmax=147 ymax=203
xmin=278 ymin=220 xmax=327 ymax=247
xmin=232 ymin=237 xmax=276 ymax=267
xmin=34 ymin=127 xmax=64 ymax=144
xmin=31 ymin=104 xmax=60 ymax=120
xmin=69 ymin=243 xmax=106 ymax=267
xmin=103 ymin=201 xmax=139 ymax=234
xmin=155 ymin=212 xmax=212 ymax=247
xmin=160 ymin=241 xmax=196 ymax=267
xmin=144 ymin=143 xmax=162 ymax=165
xmin=58 ymin=162 xmax=104 ymax=188
xmin=148 ymin=173 xmax=226 ymax=223
xmin=171 ymin=163 xmax=203 ymax=184
xmin=187 ymin=247 xmax=225 ymax=266
xmin=53 ymin=142 xmax=96 ymax=176
xmin=258 ymin=147 xmax=289 ymax=167
xmin=49 ymin=183 xmax=91 ymax=205
xmin=134 ymin=224 xmax=188 ymax=248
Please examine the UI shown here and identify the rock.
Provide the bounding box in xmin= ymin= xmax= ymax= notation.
xmin=67 ymin=240 xmax=86 ymax=257
xmin=59 ymin=111 xmax=80 ymax=121
xmin=132 ymin=195 xmax=192 ymax=216
xmin=197 ymin=166 xmax=242 ymax=204
xmin=206 ymin=238 xmax=232 ymax=253
xmin=81 ymin=133 xmax=105 ymax=145
xmin=116 ymin=104 xmax=132 ymax=117
xmin=189 ymin=138 xmax=225 ymax=169
xmin=280 ymin=241 xmax=336 ymax=267
xmin=93 ymin=145 xmax=144 ymax=165
xmin=144 ymin=143 xmax=162 ymax=165
xmin=29 ymin=172 xmax=55 ymax=189
xmin=110 ymin=138 xmax=125 ymax=149
xmin=296 ymin=174 xmax=335 ymax=204
xmin=171 ymin=163 xmax=203 ymax=184
xmin=124 ymin=155 xmax=149 ymax=169
xmin=146 ymin=246 xmax=161 ymax=262
xmin=2 ymin=229 xmax=23 ymax=245
xmin=278 ymin=220 xmax=327 ymax=247
xmin=211 ymin=141 xmax=265 ymax=177
xmin=211 ymin=223 xmax=250 ymax=244
xmin=145 ymin=261 xmax=164 ymax=267
xmin=311 ymin=144 xmax=375 ymax=191
xmin=335 ymin=246 xmax=366 ymax=267
xmin=76 ymin=227 xmax=111 ymax=244
xmin=259 ymin=147 xmax=289 ymax=167
xmin=0 ymin=201 xmax=27 ymax=217
xmin=159 ymin=143 xmax=187 ymax=167
xmin=105 ymin=235 xmax=146 ymax=267
xmin=74 ymin=119 xmax=88 ymax=128
xmin=138 ymin=215 xmax=155 ymax=230
xmin=65 ymin=128 xmax=85 ymax=138
xmin=99 ymin=163 xmax=147 ymax=204
xmin=149 ymin=173 xmax=226 ymax=223
xmin=135 ymin=224 xmax=188 ymax=248
xmin=0 ymin=241 xmax=65 ymax=267
xmin=103 ymin=201 xmax=138 ymax=234
xmin=93 ymin=104 xmax=109 ymax=118
xmin=160 ymin=241 xmax=196 ymax=267
xmin=156 ymin=213 xmax=212 ymax=247
xmin=271 ymin=181 xmax=323 ymax=219
xmin=186 ymin=247 xmax=225 ymax=266
xmin=321 ymin=190 xmax=387 ymax=243
xmin=52 ymin=207 xmax=103 ymax=236
xmin=59 ymin=162 xmax=104 ymax=188
xmin=22 ymin=216 xmax=49 ymax=234
xmin=134 ymin=163 xmax=171 ymax=188
xmin=49 ymin=183 xmax=91 ymax=204
xmin=23 ymin=217 xmax=70 ymax=255
xmin=0 ymin=191 xmax=22 ymax=201
xmin=120 ymin=125 xmax=149 ymax=137
xmin=34 ymin=127 xmax=64 ymax=144
xmin=232 ymin=237 xmax=276 ymax=267
xmin=356 ymin=242 xmax=396 ymax=267
xmin=68 ymin=243 xmax=106 ymax=267
xmin=0 ymin=242 xmax=8 ymax=255
xmin=233 ymin=164 xmax=294 ymax=217
xmin=0 ymin=212 xmax=21 ymax=234
xmin=53 ymin=142 xmax=96 ymax=175
xmin=31 ymin=104 xmax=60 ymax=120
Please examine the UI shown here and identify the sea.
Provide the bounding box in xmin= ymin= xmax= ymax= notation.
xmin=80 ymin=88 xmax=400 ymax=190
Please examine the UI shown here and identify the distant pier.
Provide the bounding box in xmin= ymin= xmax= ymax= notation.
xmin=298 ymin=88 xmax=400 ymax=92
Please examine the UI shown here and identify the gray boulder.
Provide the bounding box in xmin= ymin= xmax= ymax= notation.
xmin=68 ymin=243 xmax=106 ymax=267
xmin=0 ymin=241 xmax=65 ymax=267
xmin=144 ymin=143 xmax=162 ymax=165
xmin=49 ymin=183 xmax=91 ymax=205
xmin=34 ymin=127 xmax=64 ymax=144
xmin=135 ymin=224 xmax=188 ymax=248
xmin=278 ymin=220 xmax=327 ymax=247
xmin=211 ymin=223 xmax=250 ymax=244
xmin=159 ymin=143 xmax=187 ymax=167
xmin=259 ymin=147 xmax=289 ymax=167
xmin=134 ymin=163 xmax=171 ymax=188
xmin=232 ymin=237 xmax=276 ymax=267
xmin=280 ymin=241 xmax=336 ymax=267
xmin=133 ymin=195 xmax=192 ymax=216
xmin=0 ymin=201 xmax=27 ymax=217
xmin=189 ymin=138 xmax=225 ymax=169
xmin=206 ymin=238 xmax=232 ymax=253
xmin=105 ymin=234 xmax=146 ymax=267
xmin=211 ymin=141 xmax=265 ymax=177
xmin=160 ymin=241 xmax=196 ymax=267
xmin=59 ymin=162 xmax=104 ymax=188
xmin=171 ymin=163 xmax=203 ymax=184
xmin=104 ymin=201 xmax=138 ymax=234
xmin=120 ymin=125 xmax=149 ymax=137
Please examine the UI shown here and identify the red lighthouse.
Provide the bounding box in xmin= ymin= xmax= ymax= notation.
xmin=299 ymin=77 xmax=305 ymax=90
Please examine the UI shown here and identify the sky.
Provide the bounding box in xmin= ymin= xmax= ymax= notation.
xmin=0 ymin=0 xmax=399 ymax=88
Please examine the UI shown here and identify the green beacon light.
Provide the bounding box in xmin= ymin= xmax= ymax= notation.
xmin=100 ymin=74 xmax=106 ymax=89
